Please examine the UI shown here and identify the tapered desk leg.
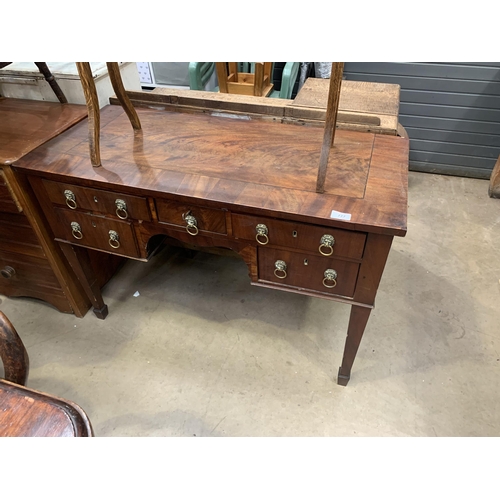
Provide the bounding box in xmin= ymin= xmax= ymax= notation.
xmin=59 ymin=243 xmax=108 ymax=319
xmin=337 ymin=305 xmax=372 ymax=386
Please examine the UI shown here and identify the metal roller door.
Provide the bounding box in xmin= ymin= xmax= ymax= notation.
xmin=343 ymin=62 xmax=500 ymax=179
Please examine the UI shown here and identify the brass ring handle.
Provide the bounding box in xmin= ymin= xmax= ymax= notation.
xmin=319 ymin=234 xmax=335 ymax=256
xmin=64 ymin=190 xmax=77 ymax=209
xmin=115 ymin=199 xmax=128 ymax=219
xmin=1 ymin=266 xmax=16 ymax=279
xmin=109 ymin=230 xmax=120 ymax=249
xmin=185 ymin=215 xmax=199 ymax=236
xmin=70 ymin=222 xmax=83 ymax=240
xmin=274 ymin=260 xmax=287 ymax=279
xmin=256 ymin=224 xmax=269 ymax=245
xmin=323 ymin=269 xmax=338 ymax=288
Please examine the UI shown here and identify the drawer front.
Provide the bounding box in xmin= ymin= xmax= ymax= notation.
xmin=156 ymin=199 xmax=227 ymax=235
xmin=53 ymin=208 xmax=140 ymax=258
xmin=258 ymin=248 xmax=359 ymax=298
xmin=0 ymin=250 xmax=60 ymax=290
xmin=0 ymin=212 xmax=46 ymax=258
xmin=232 ymin=214 xmax=366 ymax=260
xmin=42 ymin=179 xmax=151 ymax=221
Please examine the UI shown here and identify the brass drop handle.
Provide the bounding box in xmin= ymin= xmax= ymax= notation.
xmin=64 ymin=190 xmax=77 ymax=209
xmin=274 ymin=260 xmax=287 ymax=279
xmin=323 ymin=269 xmax=338 ymax=288
xmin=256 ymin=223 xmax=269 ymax=245
xmin=319 ymin=234 xmax=335 ymax=256
xmin=109 ymin=230 xmax=120 ymax=249
xmin=184 ymin=214 xmax=199 ymax=236
xmin=1 ymin=266 xmax=15 ymax=279
xmin=71 ymin=221 xmax=83 ymax=239
xmin=115 ymin=199 xmax=128 ymax=219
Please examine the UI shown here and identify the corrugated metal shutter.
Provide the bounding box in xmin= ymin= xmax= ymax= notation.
xmin=343 ymin=62 xmax=500 ymax=179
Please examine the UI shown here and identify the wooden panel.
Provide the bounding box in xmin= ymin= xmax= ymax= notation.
xmin=0 ymin=249 xmax=61 ymax=290
xmin=0 ymin=98 xmax=88 ymax=166
xmin=156 ymin=198 xmax=227 ymax=234
xmin=293 ymin=78 xmax=400 ymax=117
xmin=258 ymin=247 xmax=359 ymax=298
xmin=0 ymin=170 xmax=21 ymax=213
xmin=53 ymin=208 xmax=140 ymax=258
xmin=42 ymin=179 xmax=151 ymax=221
xmin=232 ymin=213 xmax=366 ymax=260
xmin=0 ymin=212 xmax=45 ymax=257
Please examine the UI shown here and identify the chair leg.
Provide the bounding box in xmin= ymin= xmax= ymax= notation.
xmin=34 ymin=62 xmax=68 ymax=103
xmin=76 ymin=62 xmax=101 ymax=167
xmin=215 ymin=63 xmax=229 ymax=93
xmin=106 ymin=62 xmax=141 ymax=131
xmin=0 ymin=312 xmax=29 ymax=386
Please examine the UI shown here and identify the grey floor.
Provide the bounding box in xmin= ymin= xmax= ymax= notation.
xmin=1 ymin=172 xmax=499 ymax=436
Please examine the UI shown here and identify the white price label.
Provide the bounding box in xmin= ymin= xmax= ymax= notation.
xmin=330 ymin=210 xmax=351 ymax=221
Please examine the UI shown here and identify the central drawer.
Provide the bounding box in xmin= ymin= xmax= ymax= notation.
xmin=156 ymin=199 xmax=227 ymax=235
xmin=232 ymin=213 xmax=366 ymax=260
xmin=53 ymin=208 xmax=140 ymax=258
xmin=258 ymin=247 xmax=359 ymax=298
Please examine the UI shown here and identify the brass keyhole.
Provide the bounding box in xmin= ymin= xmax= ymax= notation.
xmin=304 ymin=259 xmax=308 ymax=265
xmin=293 ymin=230 xmax=298 ymax=237
xmin=94 ymin=196 xmax=99 ymax=203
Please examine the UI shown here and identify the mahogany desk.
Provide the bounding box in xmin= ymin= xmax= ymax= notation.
xmin=12 ymin=104 xmax=409 ymax=385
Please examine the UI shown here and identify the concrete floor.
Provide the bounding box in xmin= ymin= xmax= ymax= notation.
xmin=1 ymin=172 xmax=499 ymax=436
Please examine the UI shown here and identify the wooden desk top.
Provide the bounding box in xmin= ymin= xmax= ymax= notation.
xmin=14 ymin=105 xmax=409 ymax=236
xmin=0 ymin=98 xmax=88 ymax=166
xmin=0 ymin=379 xmax=93 ymax=437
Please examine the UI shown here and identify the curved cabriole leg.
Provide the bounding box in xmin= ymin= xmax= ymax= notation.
xmin=106 ymin=62 xmax=141 ymax=131
xmin=0 ymin=311 xmax=29 ymax=385
xmin=337 ymin=305 xmax=372 ymax=386
xmin=76 ymin=62 xmax=101 ymax=167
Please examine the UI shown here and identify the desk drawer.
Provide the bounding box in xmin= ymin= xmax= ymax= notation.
xmin=233 ymin=214 xmax=366 ymax=260
xmin=156 ymin=199 xmax=227 ymax=235
xmin=258 ymin=247 xmax=359 ymax=298
xmin=0 ymin=212 xmax=46 ymax=258
xmin=42 ymin=179 xmax=151 ymax=221
xmin=0 ymin=250 xmax=60 ymax=290
xmin=53 ymin=208 xmax=140 ymax=258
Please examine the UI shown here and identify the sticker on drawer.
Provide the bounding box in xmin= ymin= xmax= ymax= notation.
xmin=330 ymin=210 xmax=351 ymax=221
